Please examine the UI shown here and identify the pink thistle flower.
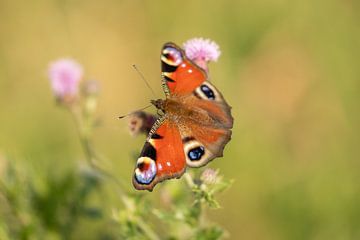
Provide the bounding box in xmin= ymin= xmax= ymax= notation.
xmin=183 ymin=38 xmax=221 ymax=72
xmin=48 ymin=58 xmax=83 ymax=102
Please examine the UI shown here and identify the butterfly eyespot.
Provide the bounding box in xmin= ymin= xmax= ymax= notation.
xmin=194 ymin=82 xmax=220 ymax=101
xmin=188 ymin=146 xmax=205 ymax=161
xmin=135 ymin=157 xmax=157 ymax=184
xmin=161 ymin=47 xmax=182 ymax=66
xmin=200 ymin=84 xmax=215 ymax=100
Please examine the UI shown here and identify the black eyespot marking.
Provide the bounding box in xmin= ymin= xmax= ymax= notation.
xmin=188 ymin=146 xmax=205 ymax=161
xmin=162 ymin=61 xmax=177 ymax=73
xmin=137 ymin=161 xmax=145 ymax=170
xmin=140 ymin=142 xmax=156 ymax=160
xmin=151 ymin=133 xmax=163 ymax=139
xmin=200 ymin=84 xmax=215 ymax=100
xmin=182 ymin=136 xmax=195 ymax=143
xmin=163 ymin=74 xmax=175 ymax=82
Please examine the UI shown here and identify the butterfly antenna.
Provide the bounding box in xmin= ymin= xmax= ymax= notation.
xmin=118 ymin=104 xmax=153 ymax=119
xmin=132 ymin=64 xmax=157 ymax=98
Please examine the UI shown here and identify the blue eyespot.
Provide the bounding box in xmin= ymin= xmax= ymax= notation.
xmin=200 ymin=85 xmax=215 ymax=100
xmin=188 ymin=146 xmax=205 ymax=161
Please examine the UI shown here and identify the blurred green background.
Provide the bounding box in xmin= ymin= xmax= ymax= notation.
xmin=1 ymin=0 xmax=360 ymax=239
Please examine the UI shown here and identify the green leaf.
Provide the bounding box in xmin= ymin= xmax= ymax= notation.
xmin=193 ymin=226 xmax=224 ymax=240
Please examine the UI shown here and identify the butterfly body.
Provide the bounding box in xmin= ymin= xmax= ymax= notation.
xmin=151 ymin=98 xmax=217 ymax=127
xmin=133 ymin=43 xmax=233 ymax=191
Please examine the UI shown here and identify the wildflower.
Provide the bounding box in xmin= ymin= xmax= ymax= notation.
xmin=183 ymin=38 xmax=221 ymax=72
xmin=200 ymin=168 xmax=219 ymax=185
xmin=82 ymin=80 xmax=100 ymax=116
xmin=82 ymin=79 xmax=100 ymax=97
xmin=48 ymin=58 xmax=83 ymax=103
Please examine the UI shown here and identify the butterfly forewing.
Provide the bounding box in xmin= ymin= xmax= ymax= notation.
xmin=161 ymin=43 xmax=206 ymax=96
xmin=133 ymin=118 xmax=186 ymax=191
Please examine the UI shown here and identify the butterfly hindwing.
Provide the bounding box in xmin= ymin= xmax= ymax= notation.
xmin=187 ymin=81 xmax=233 ymax=129
xmin=133 ymin=118 xmax=186 ymax=191
xmin=179 ymin=122 xmax=232 ymax=168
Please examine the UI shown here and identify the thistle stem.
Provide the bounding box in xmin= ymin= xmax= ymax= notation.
xmin=136 ymin=217 xmax=161 ymax=240
xmin=68 ymin=104 xmax=161 ymax=240
xmin=184 ymin=172 xmax=196 ymax=188
xmin=68 ymin=106 xmax=126 ymax=191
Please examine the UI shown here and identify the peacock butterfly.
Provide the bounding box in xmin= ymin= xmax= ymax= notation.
xmin=133 ymin=42 xmax=233 ymax=191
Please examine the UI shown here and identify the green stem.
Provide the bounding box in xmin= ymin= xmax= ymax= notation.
xmin=69 ymin=105 xmax=92 ymax=164
xmin=136 ymin=217 xmax=161 ymax=240
xmin=184 ymin=172 xmax=196 ymax=188
xmin=121 ymin=196 xmax=161 ymax=240
xmin=68 ymin=104 xmax=161 ymax=240
xmin=0 ymin=182 xmax=27 ymax=230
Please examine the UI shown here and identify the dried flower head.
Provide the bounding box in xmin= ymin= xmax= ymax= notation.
xmin=48 ymin=58 xmax=83 ymax=102
xmin=200 ymin=168 xmax=219 ymax=185
xmin=183 ymin=38 xmax=221 ymax=72
xmin=82 ymin=79 xmax=100 ymax=97
xmin=128 ymin=111 xmax=157 ymax=136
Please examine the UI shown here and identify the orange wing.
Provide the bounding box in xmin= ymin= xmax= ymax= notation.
xmin=133 ymin=117 xmax=186 ymax=191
